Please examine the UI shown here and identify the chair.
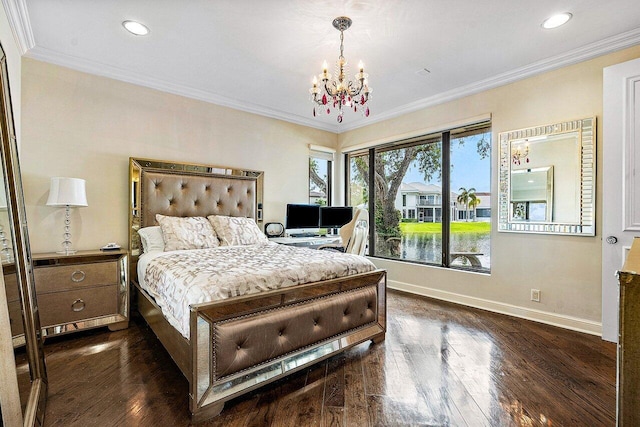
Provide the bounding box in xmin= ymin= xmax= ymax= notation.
xmin=319 ymin=208 xmax=369 ymax=256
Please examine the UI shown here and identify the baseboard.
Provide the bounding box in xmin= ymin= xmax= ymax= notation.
xmin=388 ymin=280 xmax=602 ymax=337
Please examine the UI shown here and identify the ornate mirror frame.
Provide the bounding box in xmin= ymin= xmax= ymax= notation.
xmin=0 ymin=43 xmax=47 ymax=426
xmin=498 ymin=117 xmax=596 ymax=236
xmin=128 ymin=157 xmax=264 ymax=278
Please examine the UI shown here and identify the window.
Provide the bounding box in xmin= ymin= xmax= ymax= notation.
xmin=309 ymin=150 xmax=333 ymax=206
xmin=347 ymin=153 xmax=369 ymax=209
xmin=450 ymin=128 xmax=491 ymax=269
xmin=476 ymin=208 xmax=491 ymax=218
xmin=346 ymin=123 xmax=491 ymax=271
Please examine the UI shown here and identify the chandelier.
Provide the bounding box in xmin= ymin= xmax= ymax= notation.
xmin=309 ymin=16 xmax=372 ymax=123
xmin=511 ymin=141 xmax=530 ymax=165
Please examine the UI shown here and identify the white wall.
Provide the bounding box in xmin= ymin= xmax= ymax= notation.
xmin=338 ymin=45 xmax=640 ymax=335
xmin=20 ymin=58 xmax=337 ymax=253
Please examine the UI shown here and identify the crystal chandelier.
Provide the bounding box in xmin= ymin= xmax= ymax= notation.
xmin=511 ymin=141 xmax=530 ymax=165
xmin=309 ymin=16 xmax=372 ymax=123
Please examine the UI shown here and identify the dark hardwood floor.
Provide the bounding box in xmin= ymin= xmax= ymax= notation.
xmin=24 ymin=290 xmax=616 ymax=426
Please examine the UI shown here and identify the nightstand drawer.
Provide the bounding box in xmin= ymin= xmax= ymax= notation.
xmin=4 ymin=270 xmax=19 ymax=302
xmin=38 ymin=285 xmax=118 ymax=327
xmin=35 ymin=261 xmax=118 ymax=293
xmin=8 ymin=299 xmax=24 ymax=336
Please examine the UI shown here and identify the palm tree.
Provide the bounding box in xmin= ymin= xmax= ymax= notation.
xmin=468 ymin=194 xmax=481 ymax=221
xmin=456 ymin=187 xmax=476 ymax=222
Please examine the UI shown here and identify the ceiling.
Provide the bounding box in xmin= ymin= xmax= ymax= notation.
xmin=7 ymin=0 xmax=640 ymax=133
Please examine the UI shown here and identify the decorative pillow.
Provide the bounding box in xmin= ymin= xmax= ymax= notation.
xmin=156 ymin=214 xmax=220 ymax=251
xmin=137 ymin=226 xmax=165 ymax=253
xmin=207 ymin=215 xmax=268 ymax=246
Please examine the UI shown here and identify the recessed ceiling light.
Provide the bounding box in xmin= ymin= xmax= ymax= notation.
xmin=122 ymin=20 xmax=150 ymax=36
xmin=541 ymin=12 xmax=572 ymax=29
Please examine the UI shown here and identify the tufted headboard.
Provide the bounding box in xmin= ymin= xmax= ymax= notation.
xmin=128 ymin=157 xmax=264 ymax=280
xmin=140 ymin=170 xmax=257 ymax=227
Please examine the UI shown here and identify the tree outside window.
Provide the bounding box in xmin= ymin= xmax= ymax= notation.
xmin=309 ymin=157 xmax=331 ymax=206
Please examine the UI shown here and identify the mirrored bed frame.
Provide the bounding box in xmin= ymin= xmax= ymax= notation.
xmin=128 ymin=157 xmax=386 ymax=421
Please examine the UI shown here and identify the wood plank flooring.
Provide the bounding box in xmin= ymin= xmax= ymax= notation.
xmin=20 ymin=290 xmax=616 ymax=426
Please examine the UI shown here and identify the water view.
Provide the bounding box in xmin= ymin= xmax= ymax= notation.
xmin=376 ymin=221 xmax=491 ymax=270
xmin=401 ymin=231 xmax=490 ymax=268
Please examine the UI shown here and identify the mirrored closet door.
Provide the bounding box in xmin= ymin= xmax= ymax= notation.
xmin=0 ymin=42 xmax=48 ymax=426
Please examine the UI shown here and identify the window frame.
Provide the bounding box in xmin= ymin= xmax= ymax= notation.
xmin=345 ymin=122 xmax=491 ymax=272
xmin=309 ymin=152 xmax=333 ymax=206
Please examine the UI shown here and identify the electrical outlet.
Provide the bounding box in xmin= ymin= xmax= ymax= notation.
xmin=531 ymin=289 xmax=541 ymax=302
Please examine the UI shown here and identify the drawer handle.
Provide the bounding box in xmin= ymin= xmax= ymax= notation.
xmin=71 ymin=270 xmax=86 ymax=282
xmin=71 ymin=299 xmax=86 ymax=312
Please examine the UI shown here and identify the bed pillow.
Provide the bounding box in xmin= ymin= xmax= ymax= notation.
xmin=137 ymin=226 xmax=165 ymax=253
xmin=156 ymin=214 xmax=220 ymax=251
xmin=207 ymin=215 xmax=268 ymax=246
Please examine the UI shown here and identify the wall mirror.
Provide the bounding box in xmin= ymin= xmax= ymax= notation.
xmin=498 ymin=117 xmax=595 ymax=235
xmin=0 ymin=43 xmax=48 ymax=425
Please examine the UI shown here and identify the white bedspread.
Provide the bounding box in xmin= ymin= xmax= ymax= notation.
xmin=138 ymin=243 xmax=376 ymax=339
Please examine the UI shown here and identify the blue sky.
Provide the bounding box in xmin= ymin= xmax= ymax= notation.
xmin=404 ymin=136 xmax=491 ymax=192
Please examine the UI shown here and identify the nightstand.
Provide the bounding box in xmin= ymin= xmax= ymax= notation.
xmin=2 ymin=261 xmax=24 ymax=339
xmin=33 ymin=249 xmax=129 ymax=338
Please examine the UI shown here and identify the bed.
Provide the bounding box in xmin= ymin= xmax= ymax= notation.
xmin=128 ymin=157 xmax=386 ymax=422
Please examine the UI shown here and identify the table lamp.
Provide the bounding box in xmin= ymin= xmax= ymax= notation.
xmin=46 ymin=177 xmax=88 ymax=254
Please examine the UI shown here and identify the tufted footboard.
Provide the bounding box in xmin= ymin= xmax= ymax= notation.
xmin=188 ymin=269 xmax=386 ymax=422
xmin=213 ymin=285 xmax=378 ymax=379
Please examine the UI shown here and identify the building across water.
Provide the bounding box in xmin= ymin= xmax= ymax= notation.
xmin=396 ymin=182 xmax=491 ymax=222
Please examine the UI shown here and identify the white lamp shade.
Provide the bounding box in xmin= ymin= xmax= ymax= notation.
xmin=46 ymin=177 xmax=88 ymax=207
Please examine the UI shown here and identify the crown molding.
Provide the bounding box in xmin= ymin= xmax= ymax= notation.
xmin=1 ymin=0 xmax=34 ymax=54
xmin=13 ymin=6 xmax=640 ymax=136
xmin=337 ymin=27 xmax=640 ymax=132
xmin=25 ymin=45 xmax=341 ymax=133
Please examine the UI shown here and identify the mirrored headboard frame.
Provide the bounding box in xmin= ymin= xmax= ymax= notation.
xmin=498 ymin=117 xmax=596 ymax=236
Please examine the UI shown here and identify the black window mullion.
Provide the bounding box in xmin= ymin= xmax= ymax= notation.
xmin=368 ymin=147 xmax=376 ymax=256
xmin=344 ymin=153 xmax=349 ymax=206
xmin=327 ymin=160 xmax=332 ymax=206
xmin=441 ymin=131 xmax=451 ymax=267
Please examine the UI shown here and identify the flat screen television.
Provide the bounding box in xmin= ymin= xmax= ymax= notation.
xmin=285 ymin=204 xmax=320 ymax=235
xmin=319 ymin=206 xmax=353 ymax=228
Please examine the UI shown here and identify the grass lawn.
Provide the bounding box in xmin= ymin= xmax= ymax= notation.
xmin=400 ymin=221 xmax=491 ymax=234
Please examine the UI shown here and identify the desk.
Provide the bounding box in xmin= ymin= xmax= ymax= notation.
xmin=269 ymin=236 xmax=341 ymax=249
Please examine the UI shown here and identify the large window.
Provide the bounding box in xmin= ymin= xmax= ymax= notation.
xmin=347 ymin=123 xmax=491 ymax=271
